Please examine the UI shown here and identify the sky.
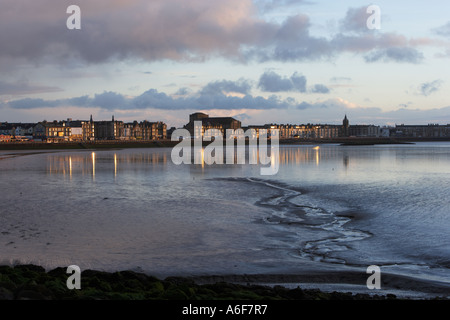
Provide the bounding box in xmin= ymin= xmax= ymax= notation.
xmin=0 ymin=0 xmax=450 ymax=128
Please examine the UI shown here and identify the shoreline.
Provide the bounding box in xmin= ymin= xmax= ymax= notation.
xmin=0 ymin=264 xmax=448 ymax=300
xmin=1 ymin=137 xmax=450 ymax=151
xmin=187 ymin=271 xmax=450 ymax=299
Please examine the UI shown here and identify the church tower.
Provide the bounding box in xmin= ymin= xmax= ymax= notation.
xmin=342 ymin=114 xmax=349 ymax=137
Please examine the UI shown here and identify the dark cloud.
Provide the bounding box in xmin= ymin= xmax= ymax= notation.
xmin=258 ymin=71 xmax=306 ymax=92
xmin=174 ymin=87 xmax=192 ymax=96
xmin=7 ymin=98 xmax=61 ymax=109
xmin=297 ymin=101 xmax=328 ymax=110
xmin=340 ymin=6 xmax=372 ymax=33
xmin=297 ymin=101 xmax=314 ymax=109
xmin=311 ymin=84 xmax=330 ymax=94
xmin=330 ymin=31 xmax=426 ymax=64
xmin=267 ymin=15 xmax=333 ymax=62
xmin=67 ymin=95 xmax=90 ymax=107
xmin=199 ymin=79 xmax=252 ymax=96
xmin=4 ymin=83 xmax=298 ymax=111
xmin=419 ymin=80 xmax=443 ymax=96
xmin=92 ymin=91 xmax=128 ymax=109
xmin=258 ymin=72 xmax=294 ymax=92
xmin=0 ymin=1 xmax=427 ymax=66
xmin=364 ymin=47 xmax=424 ymax=63
xmin=258 ymin=71 xmax=329 ymax=94
xmin=4 ymin=91 xmax=450 ymax=125
xmin=290 ymin=73 xmax=308 ymax=92
xmin=433 ymin=22 xmax=450 ymax=37
xmin=330 ymin=6 xmax=428 ymax=64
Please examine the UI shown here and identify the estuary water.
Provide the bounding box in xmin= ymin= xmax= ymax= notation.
xmin=0 ymin=142 xmax=449 ymax=296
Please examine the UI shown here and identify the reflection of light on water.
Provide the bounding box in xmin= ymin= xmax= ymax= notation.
xmin=69 ymin=156 xmax=72 ymax=179
xmin=314 ymin=146 xmax=320 ymax=166
xmin=201 ymin=148 xmax=204 ymax=169
xmin=271 ymin=148 xmax=277 ymax=167
xmin=92 ymin=152 xmax=96 ymax=180
xmin=45 ymin=151 xmax=171 ymax=178
xmin=114 ymin=153 xmax=117 ymax=177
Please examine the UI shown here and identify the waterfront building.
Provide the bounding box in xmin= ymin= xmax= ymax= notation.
xmin=0 ymin=134 xmax=12 ymax=142
xmin=185 ymin=112 xmax=241 ymax=138
xmin=342 ymin=115 xmax=350 ymax=137
xmin=394 ymin=124 xmax=450 ymax=138
xmin=45 ymin=121 xmax=72 ymax=142
xmin=349 ymin=125 xmax=381 ymax=137
xmin=140 ymin=121 xmax=167 ymax=140
xmin=82 ymin=116 xmax=95 ymax=141
xmin=94 ymin=115 xmax=124 ymax=140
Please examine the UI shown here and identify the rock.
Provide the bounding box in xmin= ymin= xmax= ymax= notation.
xmin=0 ymin=287 xmax=14 ymax=300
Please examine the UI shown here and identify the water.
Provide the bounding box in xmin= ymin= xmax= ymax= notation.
xmin=0 ymin=143 xmax=449 ymax=296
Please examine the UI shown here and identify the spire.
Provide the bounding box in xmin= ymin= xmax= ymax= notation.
xmin=112 ymin=115 xmax=114 ymax=122
xmin=90 ymin=114 xmax=93 ymax=122
xmin=343 ymin=114 xmax=349 ymax=137
xmin=343 ymin=114 xmax=349 ymax=127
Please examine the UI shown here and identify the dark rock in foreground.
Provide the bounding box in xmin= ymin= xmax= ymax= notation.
xmin=0 ymin=264 xmax=446 ymax=300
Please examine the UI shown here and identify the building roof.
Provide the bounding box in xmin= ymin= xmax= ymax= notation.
xmin=199 ymin=117 xmax=240 ymax=125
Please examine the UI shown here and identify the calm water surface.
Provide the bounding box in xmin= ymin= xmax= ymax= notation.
xmin=0 ymin=142 xmax=449 ymax=291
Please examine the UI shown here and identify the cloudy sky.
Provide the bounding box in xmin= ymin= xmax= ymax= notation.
xmin=1 ymin=0 xmax=449 ymax=127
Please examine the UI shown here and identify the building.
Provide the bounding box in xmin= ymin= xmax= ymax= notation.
xmin=184 ymin=112 xmax=241 ymax=138
xmin=0 ymin=123 xmax=36 ymax=139
xmin=140 ymin=121 xmax=167 ymax=140
xmin=243 ymin=125 xmax=272 ymax=139
xmin=259 ymin=123 xmax=340 ymax=139
xmin=0 ymin=134 xmax=11 ymax=142
xmin=33 ymin=123 xmax=47 ymax=140
xmin=45 ymin=121 xmax=72 ymax=142
xmin=94 ymin=115 xmax=123 ymax=140
xmin=166 ymin=127 xmax=177 ymax=139
xmin=65 ymin=120 xmax=84 ymax=141
xmin=0 ymin=116 xmax=168 ymax=143
xmin=394 ymin=124 xmax=450 ymax=138
xmin=82 ymin=116 xmax=95 ymax=141
xmin=121 ymin=123 xmax=134 ymax=140
xmin=349 ymin=125 xmax=381 ymax=137
xmin=0 ymin=123 xmax=14 ymax=136
xmin=342 ymin=115 xmax=350 ymax=137
xmin=14 ymin=123 xmax=35 ymax=137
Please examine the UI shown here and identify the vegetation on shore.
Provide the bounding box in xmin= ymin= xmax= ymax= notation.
xmin=0 ymin=264 xmax=428 ymax=301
